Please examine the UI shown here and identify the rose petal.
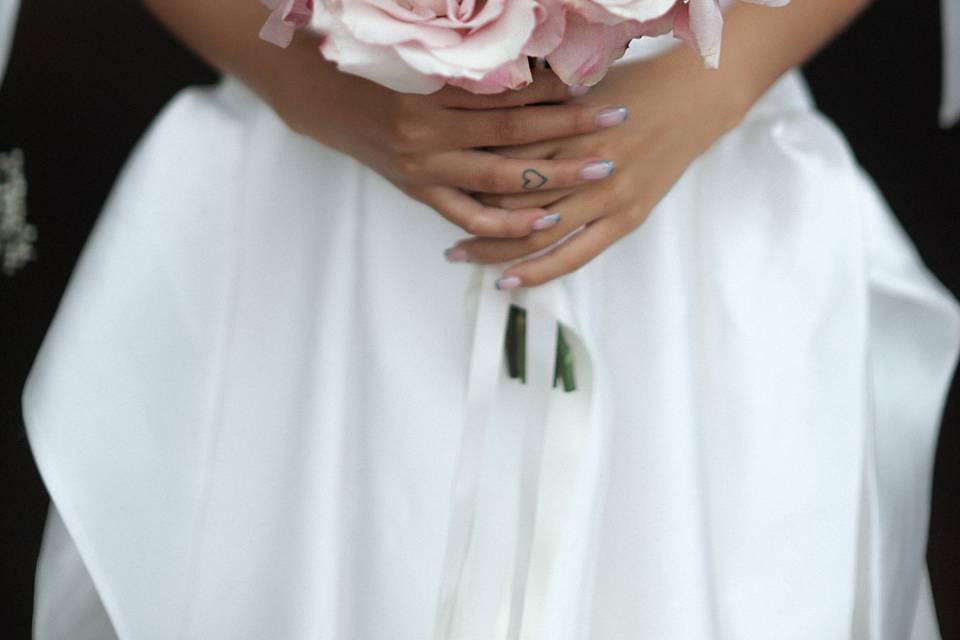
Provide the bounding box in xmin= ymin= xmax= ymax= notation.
xmin=675 ymin=0 xmax=723 ymax=68
xmin=259 ymin=0 xmax=313 ymax=48
xmin=393 ymin=0 xmax=538 ymax=78
xmin=546 ymin=12 xmax=637 ymax=85
xmin=339 ymin=1 xmax=463 ymax=48
xmin=447 ymin=56 xmax=534 ymax=93
xmin=319 ymin=25 xmax=446 ymax=93
xmin=566 ymin=0 xmax=678 ymax=25
xmin=523 ymin=0 xmax=567 ymax=57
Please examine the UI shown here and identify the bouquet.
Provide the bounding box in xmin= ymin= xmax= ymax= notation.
xmin=259 ymin=0 xmax=789 ymax=94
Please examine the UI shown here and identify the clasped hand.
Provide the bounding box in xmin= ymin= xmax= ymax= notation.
xmin=280 ymin=54 xmax=739 ymax=288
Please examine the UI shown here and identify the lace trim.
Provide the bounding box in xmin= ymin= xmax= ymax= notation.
xmin=0 ymin=148 xmax=36 ymax=275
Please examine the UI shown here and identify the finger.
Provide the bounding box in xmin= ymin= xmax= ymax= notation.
xmin=451 ymin=185 xmax=609 ymax=264
xmin=494 ymin=216 xmax=628 ymax=289
xmin=443 ymin=103 xmax=629 ymax=149
xmin=422 ymin=150 xmax=614 ymax=194
xmin=475 ymin=187 xmax=576 ymax=211
xmin=418 ymin=186 xmax=554 ymax=239
xmin=437 ymin=67 xmax=590 ymax=109
xmin=483 ymin=139 xmax=562 ymax=161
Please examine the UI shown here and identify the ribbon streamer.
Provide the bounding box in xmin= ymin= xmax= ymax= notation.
xmin=432 ymin=265 xmax=510 ymax=640
xmin=432 ymin=268 xmax=565 ymax=640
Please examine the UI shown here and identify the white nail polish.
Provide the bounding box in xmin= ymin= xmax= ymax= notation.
xmin=444 ymin=247 xmax=469 ymax=263
xmin=495 ymin=276 xmax=522 ymax=290
xmin=595 ymin=106 xmax=629 ymax=128
xmin=533 ymin=213 xmax=561 ymax=230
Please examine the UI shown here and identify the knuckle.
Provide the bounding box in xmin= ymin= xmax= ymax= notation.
xmin=494 ymin=114 xmax=526 ymax=144
xmin=388 ymin=117 xmax=429 ymax=152
xmin=476 ymin=168 xmax=507 ymax=193
xmin=573 ymin=105 xmax=595 ymax=132
xmin=606 ymin=178 xmax=631 ymax=208
xmin=520 ymin=231 xmax=553 ymax=254
xmin=391 ymin=152 xmax=423 ymax=179
xmin=478 ymin=193 xmax=508 ymax=208
xmin=523 ymin=270 xmax=551 ymax=287
xmin=463 ymin=216 xmax=489 ymax=236
xmin=503 ymin=216 xmax=532 ymax=238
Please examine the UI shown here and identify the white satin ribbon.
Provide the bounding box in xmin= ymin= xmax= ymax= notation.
xmin=505 ymin=283 xmax=558 ymax=640
xmin=942 ymin=0 xmax=960 ymax=127
xmin=432 ymin=265 xmax=510 ymax=640
xmin=432 ymin=267 xmax=562 ymax=640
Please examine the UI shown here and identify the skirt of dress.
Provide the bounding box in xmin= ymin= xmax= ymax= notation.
xmin=23 ymin=49 xmax=960 ymax=639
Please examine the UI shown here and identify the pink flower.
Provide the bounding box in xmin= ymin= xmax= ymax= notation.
xmin=546 ymin=0 xmax=679 ymax=85
xmin=259 ymin=0 xmax=793 ymax=94
xmin=565 ymin=0 xmax=678 ymax=25
xmin=308 ymin=0 xmax=567 ymax=94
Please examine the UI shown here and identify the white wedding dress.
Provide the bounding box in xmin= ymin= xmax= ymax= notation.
xmin=10 ymin=2 xmax=960 ymax=638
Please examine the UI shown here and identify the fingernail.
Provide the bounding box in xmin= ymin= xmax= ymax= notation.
xmin=444 ymin=246 xmax=469 ymax=263
xmin=568 ymin=84 xmax=590 ymax=97
xmin=579 ymin=160 xmax=614 ymax=180
xmin=532 ymin=212 xmax=561 ymax=230
xmin=595 ymin=105 xmax=629 ymax=128
xmin=495 ymin=276 xmax=522 ymax=290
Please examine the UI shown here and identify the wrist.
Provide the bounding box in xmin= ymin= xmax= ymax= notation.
xmin=647 ymin=47 xmax=756 ymax=155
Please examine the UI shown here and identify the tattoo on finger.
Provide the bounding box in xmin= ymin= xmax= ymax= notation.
xmin=521 ymin=168 xmax=548 ymax=190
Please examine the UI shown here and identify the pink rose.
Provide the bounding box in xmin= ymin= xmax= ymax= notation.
xmin=309 ymin=0 xmax=567 ymax=94
xmin=259 ymin=0 xmax=793 ymax=94
xmin=550 ymin=0 xmax=791 ymax=85
xmin=545 ymin=0 xmax=679 ymax=85
xmin=565 ymin=0 xmax=678 ymax=24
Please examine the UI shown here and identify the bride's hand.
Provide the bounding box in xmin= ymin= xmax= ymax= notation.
xmin=444 ymin=51 xmax=750 ymax=287
xmin=273 ymin=52 xmax=629 ymax=238
xmin=143 ymin=0 xmax=626 ymax=239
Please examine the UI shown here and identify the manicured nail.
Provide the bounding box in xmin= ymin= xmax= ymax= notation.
xmin=579 ymin=160 xmax=614 ymax=181
xmin=568 ymin=84 xmax=590 ymax=97
xmin=532 ymin=212 xmax=561 ymax=230
xmin=444 ymin=246 xmax=469 ymax=263
xmin=595 ymin=105 xmax=629 ymax=128
xmin=495 ymin=276 xmax=522 ymax=290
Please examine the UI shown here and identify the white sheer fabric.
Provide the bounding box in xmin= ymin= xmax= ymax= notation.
xmin=943 ymin=0 xmax=960 ymax=125
xmin=24 ymin=8 xmax=960 ymax=640
xmin=0 ymin=0 xmax=18 ymax=86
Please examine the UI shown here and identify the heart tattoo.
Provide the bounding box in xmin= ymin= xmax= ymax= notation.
xmin=521 ymin=168 xmax=548 ymax=190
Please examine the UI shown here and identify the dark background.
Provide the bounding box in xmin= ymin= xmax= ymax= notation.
xmin=1 ymin=1 xmax=958 ymax=638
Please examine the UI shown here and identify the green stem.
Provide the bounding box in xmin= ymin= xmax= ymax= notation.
xmin=503 ymin=305 xmax=576 ymax=392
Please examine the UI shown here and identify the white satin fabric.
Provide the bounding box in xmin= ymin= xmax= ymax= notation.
xmin=25 ymin=30 xmax=960 ymax=640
